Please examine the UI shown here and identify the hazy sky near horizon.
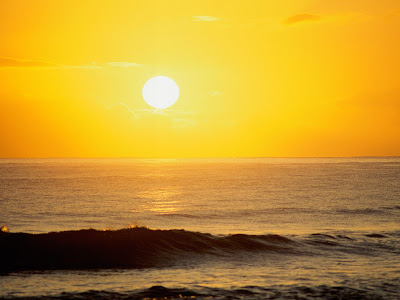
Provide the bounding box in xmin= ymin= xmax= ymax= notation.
xmin=0 ymin=0 xmax=399 ymax=157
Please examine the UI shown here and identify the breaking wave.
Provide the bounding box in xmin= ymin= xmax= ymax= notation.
xmin=1 ymin=226 xmax=399 ymax=272
xmin=2 ymin=283 xmax=400 ymax=300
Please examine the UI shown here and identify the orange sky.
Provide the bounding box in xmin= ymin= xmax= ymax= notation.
xmin=0 ymin=0 xmax=399 ymax=157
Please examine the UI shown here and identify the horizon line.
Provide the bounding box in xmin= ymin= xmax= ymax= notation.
xmin=1 ymin=156 xmax=399 ymax=159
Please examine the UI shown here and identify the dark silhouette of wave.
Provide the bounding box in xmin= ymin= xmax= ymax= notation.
xmin=0 ymin=227 xmax=294 ymax=272
xmin=1 ymin=227 xmax=399 ymax=273
xmin=2 ymin=283 xmax=399 ymax=300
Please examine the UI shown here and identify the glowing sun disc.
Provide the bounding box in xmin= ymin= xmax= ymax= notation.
xmin=142 ymin=76 xmax=179 ymax=109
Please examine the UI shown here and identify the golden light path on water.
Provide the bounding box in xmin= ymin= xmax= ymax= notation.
xmin=136 ymin=187 xmax=184 ymax=214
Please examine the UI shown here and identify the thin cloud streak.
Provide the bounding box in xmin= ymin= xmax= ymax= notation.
xmin=210 ymin=91 xmax=224 ymax=97
xmin=284 ymin=14 xmax=321 ymax=25
xmin=0 ymin=57 xmax=142 ymax=69
xmin=119 ymin=102 xmax=196 ymax=128
xmin=0 ymin=57 xmax=59 ymax=68
xmin=192 ymin=16 xmax=220 ymax=22
xmin=107 ymin=62 xmax=142 ymax=68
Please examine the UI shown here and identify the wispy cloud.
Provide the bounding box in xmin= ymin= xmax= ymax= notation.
xmin=63 ymin=64 xmax=102 ymax=69
xmin=119 ymin=102 xmax=196 ymax=128
xmin=0 ymin=57 xmax=60 ymax=68
xmin=192 ymin=16 xmax=220 ymax=22
xmin=118 ymin=103 xmax=173 ymax=119
xmin=210 ymin=91 xmax=224 ymax=97
xmin=107 ymin=62 xmax=142 ymax=68
xmin=0 ymin=57 xmax=142 ymax=69
xmin=172 ymin=118 xmax=196 ymax=129
xmin=284 ymin=14 xmax=321 ymax=25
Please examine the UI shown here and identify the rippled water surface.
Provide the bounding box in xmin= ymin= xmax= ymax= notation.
xmin=1 ymin=158 xmax=399 ymax=299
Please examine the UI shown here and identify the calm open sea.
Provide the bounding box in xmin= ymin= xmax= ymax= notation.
xmin=0 ymin=158 xmax=399 ymax=299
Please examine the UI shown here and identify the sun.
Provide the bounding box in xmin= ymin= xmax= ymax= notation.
xmin=142 ymin=76 xmax=179 ymax=109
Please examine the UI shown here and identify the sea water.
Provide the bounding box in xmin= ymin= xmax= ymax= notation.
xmin=0 ymin=158 xmax=399 ymax=299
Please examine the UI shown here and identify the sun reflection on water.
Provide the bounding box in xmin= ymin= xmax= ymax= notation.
xmin=137 ymin=187 xmax=184 ymax=215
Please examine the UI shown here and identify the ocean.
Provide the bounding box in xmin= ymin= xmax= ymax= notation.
xmin=0 ymin=158 xmax=399 ymax=299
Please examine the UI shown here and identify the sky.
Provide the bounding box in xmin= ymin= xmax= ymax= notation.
xmin=0 ymin=0 xmax=399 ymax=158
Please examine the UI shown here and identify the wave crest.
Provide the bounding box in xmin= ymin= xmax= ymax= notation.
xmin=1 ymin=227 xmax=399 ymax=272
xmin=0 ymin=227 xmax=295 ymax=272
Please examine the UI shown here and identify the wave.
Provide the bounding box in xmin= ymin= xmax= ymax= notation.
xmin=1 ymin=227 xmax=399 ymax=272
xmin=335 ymin=208 xmax=394 ymax=215
xmin=382 ymin=205 xmax=400 ymax=211
xmin=3 ymin=283 xmax=400 ymax=300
